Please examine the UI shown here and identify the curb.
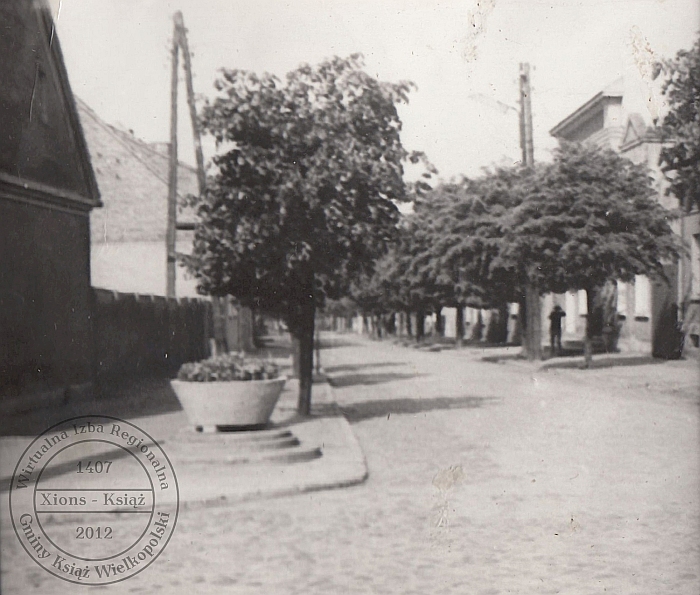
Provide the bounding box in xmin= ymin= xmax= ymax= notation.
xmin=0 ymin=378 xmax=370 ymax=511
xmin=478 ymin=351 xmax=666 ymax=371
xmin=161 ymin=377 xmax=369 ymax=509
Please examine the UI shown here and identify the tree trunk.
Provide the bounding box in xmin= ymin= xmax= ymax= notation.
xmin=583 ymin=288 xmax=594 ymax=369
xmin=519 ymin=294 xmax=528 ymax=355
xmin=456 ymin=305 xmax=465 ymax=347
xmin=471 ymin=310 xmax=484 ymax=341
xmin=486 ymin=302 xmax=509 ymax=344
xmin=291 ymin=336 xmax=301 ymax=379
xmin=294 ymin=299 xmax=315 ymax=416
xmin=406 ymin=311 xmax=413 ymax=337
xmin=314 ymin=323 xmax=321 ymax=375
xmin=525 ymin=281 xmax=542 ymax=360
xmin=416 ymin=310 xmax=425 ymax=342
xmin=435 ymin=306 xmax=444 ymax=337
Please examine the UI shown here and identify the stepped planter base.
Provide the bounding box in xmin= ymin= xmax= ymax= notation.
xmin=171 ymin=377 xmax=286 ymax=431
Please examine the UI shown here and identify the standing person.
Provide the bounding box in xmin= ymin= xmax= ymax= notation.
xmin=549 ymin=305 xmax=566 ymax=356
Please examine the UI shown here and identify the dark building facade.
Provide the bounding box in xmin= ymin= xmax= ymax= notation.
xmin=0 ymin=1 xmax=101 ymax=402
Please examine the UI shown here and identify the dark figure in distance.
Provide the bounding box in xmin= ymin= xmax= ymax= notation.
xmin=549 ymin=305 xmax=566 ymax=356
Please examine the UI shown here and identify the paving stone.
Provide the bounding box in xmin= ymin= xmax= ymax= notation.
xmin=1 ymin=334 xmax=697 ymax=594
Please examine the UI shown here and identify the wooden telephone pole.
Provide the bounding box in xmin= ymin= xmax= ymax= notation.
xmin=166 ymin=11 xmax=206 ymax=298
xmin=519 ymin=62 xmax=542 ymax=360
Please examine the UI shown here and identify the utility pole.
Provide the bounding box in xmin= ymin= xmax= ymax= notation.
xmin=468 ymin=68 xmax=541 ymax=359
xmin=166 ymin=17 xmax=180 ymax=299
xmin=519 ymin=62 xmax=542 ymax=360
xmin=519 ymin=63 xmax=535 ymax=168
xmin=166 ymin=11 xmax=207 ymax=298
xmin=175 ymin=11 xmax=206 ymax=195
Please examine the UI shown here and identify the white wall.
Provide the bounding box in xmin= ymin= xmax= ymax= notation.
xmin=91 ymin=240 xmax=201 ymax=298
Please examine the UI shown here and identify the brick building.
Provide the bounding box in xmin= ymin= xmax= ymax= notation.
xmin=76 ymin=99 xmax=254 ymax=351
xmin=76 ymin=98 xmax=200 ymax=297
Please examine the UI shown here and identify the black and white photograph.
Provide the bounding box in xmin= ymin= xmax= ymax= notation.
xmin=1 ymin=0 xmax=698 ymax=592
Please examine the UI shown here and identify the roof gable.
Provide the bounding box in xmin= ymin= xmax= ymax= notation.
xmin=621 ymin=114 xmax=645 ymax=146
xmin=549 ymin=78 xmax=623 ymax=140
xmin=77 ymin=98 xmax=199 ymax=243
xmin=0 ymin=0 xmax=99 ymax=209
xmin=619 ymin=113 xmax=661 ymax=151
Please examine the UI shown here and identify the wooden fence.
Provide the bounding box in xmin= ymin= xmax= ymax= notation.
xmin=93 ymin=288 xmax=212 ymax=381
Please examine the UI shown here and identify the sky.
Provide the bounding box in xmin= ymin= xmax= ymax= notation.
xmin=48 ymin=0 xmax=699 ymax=181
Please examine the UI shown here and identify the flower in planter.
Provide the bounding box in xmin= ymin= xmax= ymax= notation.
xmin=177 ymin=353 xmax=280 ymax=382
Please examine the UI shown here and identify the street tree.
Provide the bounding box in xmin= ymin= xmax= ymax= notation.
xmin=348 ymin=268 xmax=390 ymax=336
xmin=422 ymin=144 xmax=679 ymax=364
xmin=186 ymin=54 xmax=423 ymax=414
xmin=501 ymin=142 xmax=680 ymax=365
xmin=321 ymin=297 xmax=358 ymax=332
xmin=361 ymin=216 xmax=451 ymax=340
xmin=402 ymin=195 xmax=474 ymax=340
xmin=423 ymin=171 xmax=529 ymax=344
xmin=656 ymin=34 xmax=700 ymax=211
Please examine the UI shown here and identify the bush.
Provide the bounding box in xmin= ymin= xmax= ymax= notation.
xmin=177 ymin=353 xmax=280 ymax=382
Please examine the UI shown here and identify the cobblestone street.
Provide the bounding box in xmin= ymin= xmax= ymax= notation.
xmin=2 ymin=335 xmax=698 ymax=594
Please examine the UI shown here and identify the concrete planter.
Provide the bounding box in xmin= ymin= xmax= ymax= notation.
xmin=171 ymin=377 xmax=286 ymax=430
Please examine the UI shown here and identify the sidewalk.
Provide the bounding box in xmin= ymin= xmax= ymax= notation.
xmin=166 ymin=379 xmax=367 ymax=508
xmin=328 ymin=332 xmax=698 ymax=404
xmin=0 ymin=377 xmax=367 ymax=510
xmin=2 ymin=333 xmax=697 ymax=594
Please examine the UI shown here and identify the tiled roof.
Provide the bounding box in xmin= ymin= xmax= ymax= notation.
xmin=76 ymin=97 xmax=198 ymax=243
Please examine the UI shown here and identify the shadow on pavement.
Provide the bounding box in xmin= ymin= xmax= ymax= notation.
xmin=323 ymin=362 xmax=406 ymax=374
xmin=256 ymin=333 xmax=357 ymax=356
xmin=0 ymin=377 xmax=183 ymax=437
xmin=481 ymin=353 xmax=527 ymax=363
xmin=328 ymin=372 xmax=428 ymax=388
xmin=337 ymin=395 xmax=499 ymax=423
xmin=318 ymin=337 xmax=361 ymax=349
xmin=542 ymin=355 xmax=667 ymax=370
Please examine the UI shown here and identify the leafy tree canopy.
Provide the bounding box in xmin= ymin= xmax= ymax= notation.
xmin=502 ymin=142 xmax=680 ymax=294
xmin=399 ymin=197 xmax=466 ymax=311
xmin=351 ymin=205 xmax=457 ymax=319
xmin=413 ymin=143 xmax=679 ymax=311
xmin=186 ymin=54 xmax=428 ymax=333
xmin=422 ymin=168 xmax=529 ymax=308
xmin=656 ymin=34 xmax=700 ymax=211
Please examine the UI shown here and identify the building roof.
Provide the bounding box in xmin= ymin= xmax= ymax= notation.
xmin=0 ymin=0 xmax=100 ymax=212
xmin=549 ymin=78 xmax=624 ymax=139
xmin=620 ymin=112 xmax=662 ymax=150
xmin=76 ymin=98 xmax=199 ymax=243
